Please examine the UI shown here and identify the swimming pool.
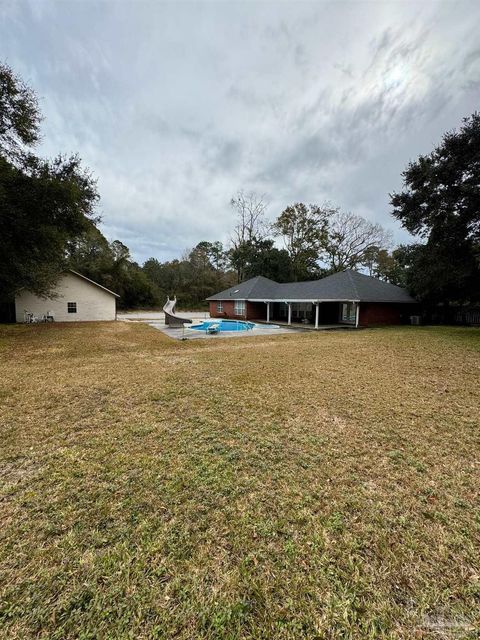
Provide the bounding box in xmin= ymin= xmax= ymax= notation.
xmin=188 ymin=319 xmax=279 ymax=333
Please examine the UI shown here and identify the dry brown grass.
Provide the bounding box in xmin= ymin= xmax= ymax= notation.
xmin=0 ymin=322 xmax=479 ymax=639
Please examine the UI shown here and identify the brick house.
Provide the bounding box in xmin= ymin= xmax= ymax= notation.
xmin=206 ymin=270 xmax=417 ymax=328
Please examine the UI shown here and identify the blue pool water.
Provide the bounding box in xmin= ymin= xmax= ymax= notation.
xmin=188 ymin=319 xmax=279 ymax=332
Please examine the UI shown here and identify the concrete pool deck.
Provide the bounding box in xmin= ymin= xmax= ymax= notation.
xmin=145 ymin=321 xmax=301 ymax=340
xmin=119 ymin=312 xmax=298 ymax=339
xmin=118 ymin=312 xmax=355 ymax=340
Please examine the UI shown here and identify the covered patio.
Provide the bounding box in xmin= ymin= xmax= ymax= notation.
xmin=259 ymin=300 xmax=360 ymax=329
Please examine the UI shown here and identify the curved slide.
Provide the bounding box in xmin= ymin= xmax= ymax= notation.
xmin=163 ymin=297 xmax=193 ymax=327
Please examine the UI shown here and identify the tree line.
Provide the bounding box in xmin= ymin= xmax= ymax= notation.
xmin=66 ymin=194 xmax=399 ymax=309
xmin=1 ymin=63 xmax=479 ymax=314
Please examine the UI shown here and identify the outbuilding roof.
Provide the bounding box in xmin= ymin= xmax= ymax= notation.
xmin=206 ymin=270 xmax=415 ymax=303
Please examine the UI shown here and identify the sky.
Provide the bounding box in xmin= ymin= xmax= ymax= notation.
xmin=1 ymin=0 xmax=480 ymax=264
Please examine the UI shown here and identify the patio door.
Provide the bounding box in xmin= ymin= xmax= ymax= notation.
xmin=340 ymin=302 xmax=357 ymax=324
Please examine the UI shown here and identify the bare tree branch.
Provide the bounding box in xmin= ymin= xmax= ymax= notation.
xmin=230 ymin=190 xmax=268 ymax=248
xmin=321 ymin=211 xmax=392 ymax=271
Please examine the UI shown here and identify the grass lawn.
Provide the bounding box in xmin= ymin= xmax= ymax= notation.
xmin=0 ymin=322 xmax=479 ymax=639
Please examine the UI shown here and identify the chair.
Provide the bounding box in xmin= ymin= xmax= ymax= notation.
xmin=24 ymin=311 xmax=38 ymax=323
xmin=206 ymin=323 xmax=220 ymax=334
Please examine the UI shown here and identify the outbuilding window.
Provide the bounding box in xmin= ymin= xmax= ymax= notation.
xmin=234 ymin=300 xmax=246 ymax=315
xmin=216 ymin=302 xmax=224 ymax=313
xmin=67 ymin=302 xmax=77 ymax=314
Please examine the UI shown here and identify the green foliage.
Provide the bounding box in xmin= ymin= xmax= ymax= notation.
xmin=391 ymin=112 xmax=480 ymax=305
xmin=67 ymin=224 xmax=114 ymax=280
xmin=271 ymin=204 xmax=392 ymax=279
xmin=67 ymin=225 xmax=160 ymax=309
xmin=243 ymin=239 xmax=292 ymax=283
xmin=228 ymin=239 xmax=292 ymax=282
xmin=391 ymin=242 xmax=479 ymax=310
xmin=0 ymin=62 xmax=99 ymax=301
xmin=0 ymin=62 xmax=41 ymax=161
xmin=364 ymin=247 xmax=407 ymax=286
xmin=273 ymin=203 xmax=330 ymax=280
xmin=0 ymin=62 xmax=157 ymax=310
xmin=142 ymin=242 xmax=235 ymax=309
xmin=0 ymin=154 xmax=98 ymax=301
xmin=116 ymin=262 xmax=158 ymax=309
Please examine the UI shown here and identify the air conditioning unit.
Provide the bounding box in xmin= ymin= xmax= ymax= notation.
xmin=410 ymin=315 xmax=421 ymax=326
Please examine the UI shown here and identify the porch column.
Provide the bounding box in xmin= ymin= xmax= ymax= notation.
xmin=266 ymin=302 xmax=270 ymax=323
xmin=315 ymin=302 xmax=319 ymax=329
xmin=355 ymin=302 xmax=360 ymax=328
xmin=287 ymin=303 xmax=292 ymax=326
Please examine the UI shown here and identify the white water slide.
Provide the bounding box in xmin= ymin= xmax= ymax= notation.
xmin=162 ymin=297 xmax=193 ymax=327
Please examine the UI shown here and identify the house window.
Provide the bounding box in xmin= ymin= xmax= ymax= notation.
xmin=216 ymin=302 xmax=224 ymax=313
xmin=67 ymin=302 xmax=77 ymax=314
xmin=341 ymin=302 xmax=357 ymax=324
xmin=234 ymin=300 xmax=246 ymax=315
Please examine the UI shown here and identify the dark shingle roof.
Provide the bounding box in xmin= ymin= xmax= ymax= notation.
xmin=206 ymin=275 xmax=279 ymax=301
xmin=206 ymin=270 xmax=415 ymax=303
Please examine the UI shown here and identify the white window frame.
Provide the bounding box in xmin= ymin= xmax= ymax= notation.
xmin=216 ymin=301 xmax=224 ymax=313
xmin=234 ymin=300 xmax=246 ymax=316
xmin=67 ymin=302 xmax=77 ymax=314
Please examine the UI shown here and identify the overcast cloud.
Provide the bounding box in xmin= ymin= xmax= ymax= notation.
xmin=1 ymin=0 xmax=480 ymax=263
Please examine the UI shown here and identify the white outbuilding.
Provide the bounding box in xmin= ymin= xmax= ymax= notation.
xmin=15 ymin=270 xmax=119 ymax=323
